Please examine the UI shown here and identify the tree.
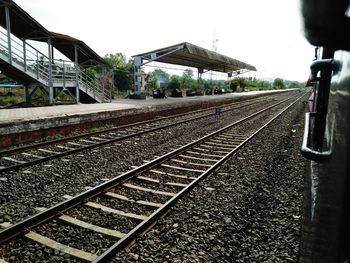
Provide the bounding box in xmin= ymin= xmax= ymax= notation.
xmin=104 ymin=53 xmax=133 ymax=91
xmin=230 ymin=80 xmax=238 ymax=92
xmin=255 ymin=80 xmax=272 ymax=90
xmin=181 ymin=69 xmax=196 ymax=90
xmin=236 ymin=77 xmax=248 ymax=91
xmin=181 ymin=75 xmax=196 ymax=90
xmin=288 ymin=80 xmax=303 ymax=89
xmin=183 ymin=69 xmax=194 ymax=78
xmin=113 ymin=68 xmax=133 ymax=91
xmin=168 ymin=75 xmax=181 ymax=91
xmin=149 ymin=75 xmax=159 ymax=90
xmin=273 ymin=78 xmax=285 ymax=89
xmin=104 ymin=53 xmax=131 ymax=69
xmin=203 ymin=79 xmax=212 ymax=90
xmin=152 ymin=69 xmax=170 ymax=84
xmin=82 ymin=67 xmax=97 ymax=80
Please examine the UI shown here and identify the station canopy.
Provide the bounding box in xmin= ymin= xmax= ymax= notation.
xmin=0 ymin=0 xmax=49 ymax=39
xmin=0 ymin=0 xmax=108 ymax=66
xmin=49 ymin=32 xmax=108 ymax=66
xmin=133 ymin=42 xmax=256 ymax=73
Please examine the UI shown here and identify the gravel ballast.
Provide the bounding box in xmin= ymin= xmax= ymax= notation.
xmin=115 ymin=96 xmax=307 ymax=262
xmin=0 ymin=93 xmax=294 ymax=224
xmin=0 ymin=92 xmax=306 ymax=261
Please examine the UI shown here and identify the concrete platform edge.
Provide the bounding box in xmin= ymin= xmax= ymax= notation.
xmin=0 ymin=91 xmax=290 ymax=149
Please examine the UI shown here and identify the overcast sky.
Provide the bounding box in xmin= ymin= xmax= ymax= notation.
xmin=15 ymin=0 xmax=315 ymax=82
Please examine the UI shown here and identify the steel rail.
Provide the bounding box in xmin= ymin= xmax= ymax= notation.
xmin=0 ymin=95 xmax=284 ymax=173
xmin=93 ymin=93 xmax=307 ymax=263
xmin=0 ymin=94 xmax=299 ymax=246
xmin=0 ymin=94 xmax=275 ymax=157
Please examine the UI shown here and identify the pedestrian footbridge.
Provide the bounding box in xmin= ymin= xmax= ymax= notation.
xmin=0 ymin=0 xmax=112 ymax=104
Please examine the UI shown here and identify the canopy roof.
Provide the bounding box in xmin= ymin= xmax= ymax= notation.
xmin=0 ymin=0 xmax=49 ymax=39
xmin=50 ymin=32 xmax=108 ymax=66
xmin=134 ymin=42 xmax=256 ymax=73
xmin=0 ymin=0 xmax=108 ymax=66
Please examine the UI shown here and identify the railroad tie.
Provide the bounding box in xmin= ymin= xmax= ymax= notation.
xmin=89 ymin=136 xmax=108 ymax=141
xmin=26 ymin=232 xmax=98 ymax=261
xmin=67 ymin=142 xmax=84 ymax=146
xmin=79 ymin=139 xmax=96 ymax=144
xmin=2 ymin=156 xmax=25 ymax=164
xmin=62 ymin=195 xmax=147 ymax=220
xmin=165 ymin=182 xmax=187 ymax=188
xmin=105 ymin=192 xmax=163 ymax=208
xmin=149 ymin=169 xmax=196 ymax=180
xmin=161 ymin=164 xmax=206 ymax=173
xmin=178 ymin=154 xmax=219 ymax=162
xmin=123 ymin=183 xmax=176 ymax=197
xmin=186 ymin=150 xmax=224 ymax=159
xmin=205 ymin=141 xmax=237 ymax=149
xmin=55 ymin=145 xmax=74 ymax=150
xmin=136 ymin=175 xmax=160 ymax=183
xmin=85 ymin=202 xmax=147 ymax=221
xmin=171 ymin=159 xmax=212 ymax=167
xmin=1 ymin=222 xmax=98 ymax=261
xmin=21 ymin=152 xmax=44 ymax=159
xmin=37 ymin=148 xmax=61 ymax=154
xmin=34 ymin=207 xmax=125 ymax=239
xmin=135 ymin=174 xmax=187 ymax=188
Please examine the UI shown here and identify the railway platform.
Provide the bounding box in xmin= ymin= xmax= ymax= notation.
xmin=0 ymin=90 xmax=289 ymax=148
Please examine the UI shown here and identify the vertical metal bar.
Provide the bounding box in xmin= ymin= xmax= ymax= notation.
xmin=36 ymin=52 xmax=39 ymax=79
xmin=23 ymin=40 xmax=27 ymax=71
xmin=313 ymin=49 xmax=334 ymax=150
xmin=110 ymin=72 xmax=113 ymax=102
xmin=51 ymin=45 xmax=54 ymax=62
xmin=63 ymin=60 xmax=66 ymax=89
xmin=102 ymin=82 xmax=105 ymax=101
xmin=197 ymin=70 xmax=200 ymax=90
xmin=5 ymin=5 xmax=12 ymax=64
xmin=74 ymin=43 xmax=80 ymax=103
xmin=24 ymin=85 xmax=29 ymax=104
xmin=47 ymin=38 xmax=54 ymax=105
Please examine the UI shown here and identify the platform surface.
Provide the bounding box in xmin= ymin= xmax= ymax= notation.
xmin=0 ymin=90 xmax=284 ymax=124
xmin=0 ymin=103 xmax=138 ymax=124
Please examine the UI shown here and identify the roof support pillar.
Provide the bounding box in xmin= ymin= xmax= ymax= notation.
xmin=197 ymin=68 xmax=203 ymax=90
xmin=197 ymin=70 xmax=200 ymax=90
xmin=24 ymin=84 xmax=29 ymax=104
xmin=5 ymin=5 xmax=12 ymax=64
xmin=51 ymin=45 xmax=54 ymax=62
xmin=47 ymin=37 xmax=54 ymax=105
xmin=74 ymin=43 xmax=80 ymax=103
xmin=23 ymin=40 xmax=27 ymax=71
xmin=133 ymin=56 xmax=142 ymax=95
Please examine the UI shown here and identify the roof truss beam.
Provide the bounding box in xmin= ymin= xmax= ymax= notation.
xmin=139 ymin=44 xmax=185 ymax=66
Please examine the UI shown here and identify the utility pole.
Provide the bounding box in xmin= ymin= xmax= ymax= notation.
xmin=210 ymin=32 xmax=218 ymax=91
xmin=211 ymin=33 xmax=218 ymax=79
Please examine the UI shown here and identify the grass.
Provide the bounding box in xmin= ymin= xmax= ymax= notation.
xmin=0 ymin=89 xmax=24 ymax=106
xmin=0 ymin=96 xmax=21 ymax=106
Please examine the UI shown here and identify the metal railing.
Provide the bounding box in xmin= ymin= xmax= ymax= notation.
xmin=0 ymin=26 xmax=110 ymax=103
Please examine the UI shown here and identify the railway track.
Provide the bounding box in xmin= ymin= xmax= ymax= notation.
xmin=0 ymin=92 xmax=305 ymax=262
xmin=0 ymin=93 xmax=289 ymax=173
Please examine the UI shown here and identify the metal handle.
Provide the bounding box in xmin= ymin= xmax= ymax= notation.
xmin=301 ymin=112 xmax=332 ymax=162
xmin=300 ymin=57 xmax=340 ymax=163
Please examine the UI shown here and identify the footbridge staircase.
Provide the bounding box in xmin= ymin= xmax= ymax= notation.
xmin=0 ymin=27 xmax=111 ymax=104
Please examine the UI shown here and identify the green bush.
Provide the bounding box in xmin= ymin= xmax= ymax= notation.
xmin=168 ymin=76 xmax=181 ymax=91
xmin=0 ymin=96 xmax=20 ymax=106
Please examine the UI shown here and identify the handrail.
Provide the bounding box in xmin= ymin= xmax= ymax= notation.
xmin=0 ymin=25 xmax=109 ymax=102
